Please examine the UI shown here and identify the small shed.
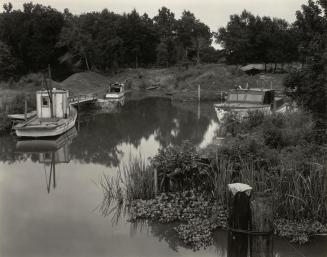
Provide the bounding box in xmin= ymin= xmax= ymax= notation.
xmin=36 ymin=88 xmax=69 ymax=119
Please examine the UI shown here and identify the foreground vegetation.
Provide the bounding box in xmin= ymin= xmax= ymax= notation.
xmin=0 ymin=93 xmax=35 ymax=134
xmin=101 ymin=111 xmax=327 ymax=248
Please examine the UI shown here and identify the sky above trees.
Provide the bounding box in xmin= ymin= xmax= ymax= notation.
xmin=12 ymin=0 xmax=305 ymax=47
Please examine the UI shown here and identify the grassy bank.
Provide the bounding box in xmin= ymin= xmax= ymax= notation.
xmin=100 ymin=111 xmax=327 ymax=248
xmin=1 ymin=64 xmax=286 ymax=100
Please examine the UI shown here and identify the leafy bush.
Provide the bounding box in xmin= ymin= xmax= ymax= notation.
xmin=262 ymin=112 xmax=314 ymax=149
xmin=150 ymin=141 xmax=209 ymax=192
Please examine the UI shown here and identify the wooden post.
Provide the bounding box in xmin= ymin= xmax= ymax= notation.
xmin=154 ymin=168 xmax=158 ymax=196
xmin=250 ymin=193 xmax=273 ymax=257
xmin=198 ymin=84 xmax=201 ymax=102
xmin=227 ymin=183 xmax=252 ymax=257
xmin=24 ymin=97 xmax=27 ymax=120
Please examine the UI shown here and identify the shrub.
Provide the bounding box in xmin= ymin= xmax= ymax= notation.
xmin=150 ymin=141 xmax=209 ymax=192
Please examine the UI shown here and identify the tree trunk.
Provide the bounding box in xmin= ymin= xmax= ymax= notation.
xmin=135 ymin=54 xmax=138 ymax=69
xmin=84 ymin=55 xmax=90 ymax=71
xmin=196 ymin=47 xmax=200 ymax=64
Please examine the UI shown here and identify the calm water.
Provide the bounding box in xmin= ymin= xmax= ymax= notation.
xmin=0 ymin=97 xmax=326 ymax=257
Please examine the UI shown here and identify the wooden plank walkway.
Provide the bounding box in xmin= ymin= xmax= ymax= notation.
xmin=69 ymin=94 xmax=98 ymax=105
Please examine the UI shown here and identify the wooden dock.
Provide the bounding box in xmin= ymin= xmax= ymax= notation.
xmin=69 ymin=94 xmax=98 ymax=106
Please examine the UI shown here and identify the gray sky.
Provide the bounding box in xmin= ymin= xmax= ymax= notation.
xmin=11 ymin=0 xmax=306 ymax=43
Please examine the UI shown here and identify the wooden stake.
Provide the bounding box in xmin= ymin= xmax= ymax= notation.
xmin=227 ymin=183 xmax=252 ymax=257
xmin=154 ymin=168 xmax=158 ymax=196
xmin=24 ymin=97 xmax=27 ymax=121
xmin=250 ymin=193 xmax=273 ymax=257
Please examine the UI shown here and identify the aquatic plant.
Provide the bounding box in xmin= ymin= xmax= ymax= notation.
xmin=129 ymin=190 xmax=228 ymax=250
xmin=150 ymin=141 xmax=209 ymax=192
xmin=100 ymin=155 xmax=155 ymax=203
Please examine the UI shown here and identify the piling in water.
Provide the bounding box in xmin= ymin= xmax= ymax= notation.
xmin=227 ymin=183 xmax=252 ymax=257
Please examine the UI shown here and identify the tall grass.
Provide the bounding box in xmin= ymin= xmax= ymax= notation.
xmin=208 ymin=153 xmax=327 ymax=223
xmin=100 ymin=155 xmax=154 ymax=208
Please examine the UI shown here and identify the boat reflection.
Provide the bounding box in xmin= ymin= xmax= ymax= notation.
xmin=15 ymin=127 xmax=78 ymax=193
xmin=96 ymin=96 xmax=125 ymax=110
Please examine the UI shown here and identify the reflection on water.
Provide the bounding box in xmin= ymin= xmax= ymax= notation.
xmin=0 ymin=98 xmax=326 ymax=257
xmin=15 ymin=128 xmax=78 ymax=193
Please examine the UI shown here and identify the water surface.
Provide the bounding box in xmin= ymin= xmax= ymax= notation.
xmin=0 ymin=97 xmax=326 ymax=257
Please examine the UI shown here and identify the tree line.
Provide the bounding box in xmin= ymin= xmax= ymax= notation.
xmin=0 ymin=3 xmax=217 ymax=79
xmin=1 ymin=1 xmax=318 ymax=80
xmin=0 ymin=1 xmax=326 ymax=113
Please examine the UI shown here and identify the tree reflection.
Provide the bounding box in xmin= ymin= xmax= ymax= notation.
xmin=71 ymin=98 xmax=211 ymax=167
xmin=0 ymin=98 xmax=212 ymax=167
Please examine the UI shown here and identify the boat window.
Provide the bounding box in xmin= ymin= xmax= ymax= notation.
xmin=246 ymin=94 xmax=263 ymax=102
xmin=228 ymin=93 xmax=247 ymax=101
xmin=110 ymin=87 xmax=121 ymax=93
xmin=44 ymin=152 xmax=51 ymax=161
xmin=42 ymin=96 xmax=50 ymax=107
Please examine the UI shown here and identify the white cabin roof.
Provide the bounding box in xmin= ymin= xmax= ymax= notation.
xmin=37 ymin=88 xmax=68 ymax=94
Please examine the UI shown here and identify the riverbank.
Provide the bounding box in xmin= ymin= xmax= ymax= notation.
xmin=0 ymin=64 xmax=286 ymax=134
xmin=0 ymin=64 xmax=286 ymax=101
xmin=101 ymin=110 xmax=327 ymax=249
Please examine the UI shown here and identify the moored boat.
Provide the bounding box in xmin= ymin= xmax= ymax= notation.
xmin=214 ymin=88 xmax=275 ymax=121
xmin=105 ymin=82 xmax=125 ymax=99
xmin=14 ymin=88 xmax=77 ymax=137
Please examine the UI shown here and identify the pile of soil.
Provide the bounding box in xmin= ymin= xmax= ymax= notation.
xmin=61 ymin=71 xmax=108 ymax=95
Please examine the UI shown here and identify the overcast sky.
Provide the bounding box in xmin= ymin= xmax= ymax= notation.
xmin=10 ymin=0 xmax=306 ymax=35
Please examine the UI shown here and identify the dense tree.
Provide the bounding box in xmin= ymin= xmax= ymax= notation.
xmin=176 ymin=11 xmax=212 ymax=63
xmin=0 ymin=41 xmax=19 ymax=79
xmin=153 ymin=7 xmax=178 ymax=66
xmin=215 ymin=10 xmax=298 ymax=66
xmin=0 ymin=2 xmax=64 ymax=73
xmin=293 ymin=0 xmax=326 ymax=63
xmin=284 ymin=0 xmax=327 ymax=113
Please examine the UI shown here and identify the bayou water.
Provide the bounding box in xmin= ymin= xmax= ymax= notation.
xmin=0 ymin=97 xmax=326 ymax=257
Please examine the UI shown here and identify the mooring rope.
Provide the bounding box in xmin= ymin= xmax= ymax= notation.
xmin=228 ymin=227 xmax=274 ymax=236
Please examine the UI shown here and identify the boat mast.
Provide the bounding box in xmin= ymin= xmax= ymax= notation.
xmin=43 ymin=64 xmax=54 ymax=118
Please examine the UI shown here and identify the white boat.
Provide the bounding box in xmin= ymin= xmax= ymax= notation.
xmin=14 ymin=88 xmax=77 ymax=138
xmin=214 ymin=88 xmax=275 ymax=121
xmin=105 ymin=82 xmax=125 ymax=99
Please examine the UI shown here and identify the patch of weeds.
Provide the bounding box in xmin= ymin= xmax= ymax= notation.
xmin=274 ymin=219 xmax=327 ymax=244
xmin=128 ymin=190 xmax=227 ymax=250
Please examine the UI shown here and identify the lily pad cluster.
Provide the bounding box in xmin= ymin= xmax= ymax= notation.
xmin=274 ymin=218 xmax=327 ymax=244
xmin=129 ymin=190 xmax=228 ymax=249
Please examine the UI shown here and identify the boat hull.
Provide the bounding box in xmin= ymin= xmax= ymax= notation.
xmin=16 ymin=127 xmax=78 ymax=152
xmin=105 ymin=92 xmax=125 ymax=99
xmin=15 ymin=106 xmax=77 ymax=138
xmin=214 ymin=104 xmax=271 ymax=121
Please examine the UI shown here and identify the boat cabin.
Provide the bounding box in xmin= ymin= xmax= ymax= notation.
xmin=36 ymin=88 xmax=70 ymax=119
xmin=108 ymin=83 xmax=124 ymax=93
xmin=226 ymin=88 xmax=275 ymax=106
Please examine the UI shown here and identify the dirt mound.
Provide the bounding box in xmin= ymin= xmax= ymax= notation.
xmin=61 ymin=71 xmax=108 ymax=95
